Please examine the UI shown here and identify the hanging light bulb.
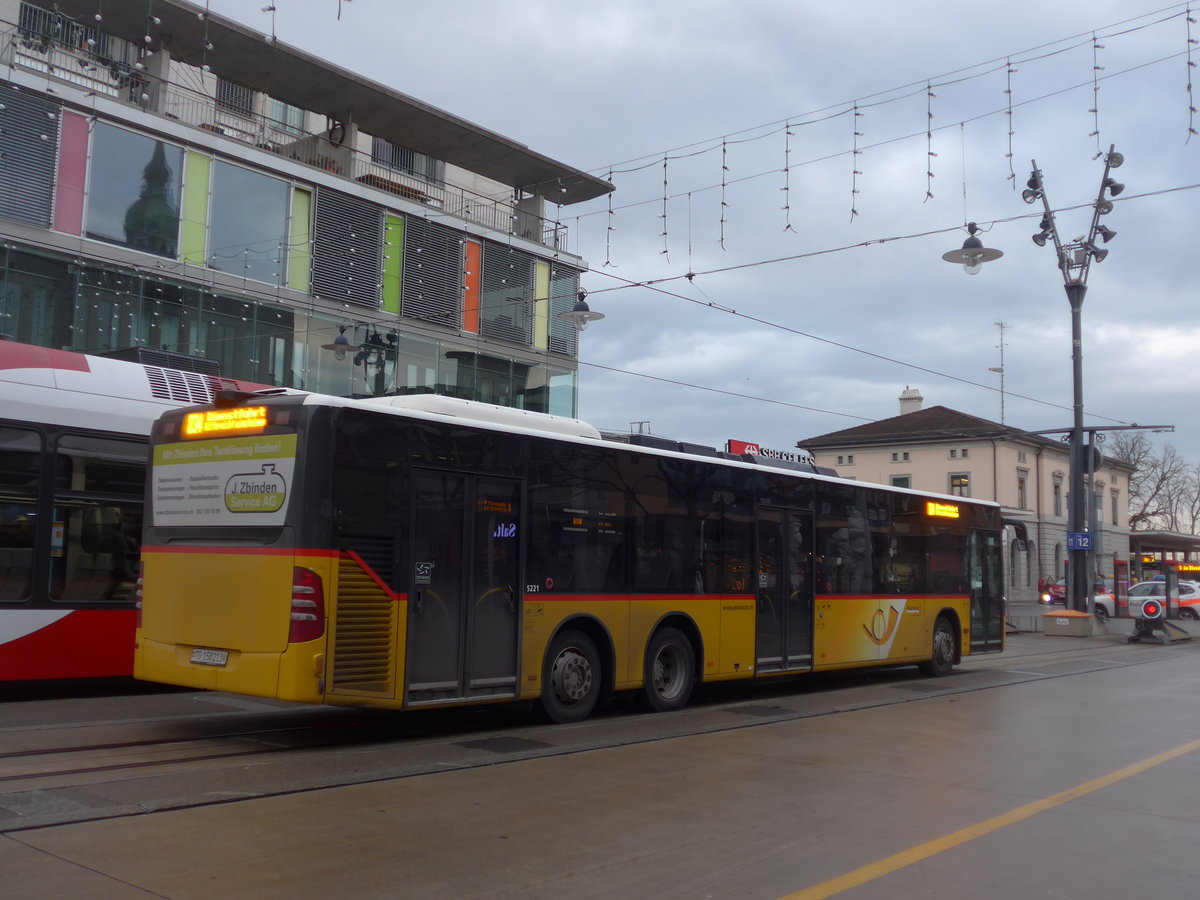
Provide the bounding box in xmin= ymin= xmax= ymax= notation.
xmin=941 ymin=223 xmax=1003 ymax=275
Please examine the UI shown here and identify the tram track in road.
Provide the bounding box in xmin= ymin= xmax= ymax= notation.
xmin=2 ymin=636 xmax=1194 ymax=833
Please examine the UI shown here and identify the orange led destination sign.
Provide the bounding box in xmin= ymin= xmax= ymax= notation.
xmin=925 ymin=501 xmax=960 ymax=519
xmin=182 ymin=406 xmax=268 ymax=438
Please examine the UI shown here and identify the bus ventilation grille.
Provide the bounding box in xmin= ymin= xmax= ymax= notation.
xmin=330 ymin=556 xmax=396 ymax=696
xmin=143 ymin=367 xmax=220 ymax=405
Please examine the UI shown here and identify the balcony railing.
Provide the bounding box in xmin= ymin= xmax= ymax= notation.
xmin=1 ymin=22 xmax=569 ymax=252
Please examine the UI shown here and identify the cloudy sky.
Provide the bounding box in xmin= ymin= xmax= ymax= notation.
xmin=208 ymin=0 xmax=1198 ymax=461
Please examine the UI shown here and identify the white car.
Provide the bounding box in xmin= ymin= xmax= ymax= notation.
xmin=1126 ymin=580 xmax=1200 ymax=620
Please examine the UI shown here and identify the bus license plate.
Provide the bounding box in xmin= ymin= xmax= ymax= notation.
xmin=190 ymin=647 xmax=228 ymax=667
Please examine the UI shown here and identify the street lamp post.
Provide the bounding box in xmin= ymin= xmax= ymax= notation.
xmin=1024 ymin=145 xmax=1125 ymax=613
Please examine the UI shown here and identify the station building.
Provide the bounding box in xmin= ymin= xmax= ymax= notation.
xmin=0 ymin=0 xmax=611 ymax=413
xmin=798 ymin=388 xmax=1135 ymax=604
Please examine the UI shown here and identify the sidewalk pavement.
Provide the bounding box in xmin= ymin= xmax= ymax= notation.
xmin=1006 ymin=600 xmax=1200 ymax=640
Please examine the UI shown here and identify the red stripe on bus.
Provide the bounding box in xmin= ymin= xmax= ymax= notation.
xmin=0 ymin=342 xmax=91 ymax=372
xmin=141 ymin=546 xmax=342 ymax=557
xmin=528 ymin=593 xmax=756 ymax=603
xmin=0 ymin=609 xmax=135 ymax=680
xmin=343 ymin=549 xmax=400 ymax=602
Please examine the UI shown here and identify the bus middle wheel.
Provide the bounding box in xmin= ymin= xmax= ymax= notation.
xmin=541 ymin=628 xmax=601 ymax=723
xmin=642 ymin=626 xmax=696 ymax=712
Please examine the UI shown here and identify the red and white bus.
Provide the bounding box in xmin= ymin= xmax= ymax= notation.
xmin=0 ymin=339 xmax=271 ymax=683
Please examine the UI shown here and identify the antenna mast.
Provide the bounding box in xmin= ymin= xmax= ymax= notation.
xmin=988 ymin=321 xmax=1007 ymax=424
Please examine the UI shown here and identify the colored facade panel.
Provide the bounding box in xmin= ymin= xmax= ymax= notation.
xmin=534 ymin=260 xmax=550 ymax=350
xmin=181 ymin=151 xmax=211 ymax=265
xmin=53 ymin=111 xmax=89 ymax=235
xmin=463 ymin=239 xmax=481 ymax=333
xmin=382 ymin=215 xmax=403 ymax=314
xmin=288 ymin=187 xmax=312 ymax=293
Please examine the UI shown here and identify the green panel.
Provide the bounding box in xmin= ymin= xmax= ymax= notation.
xmin=382 ymin=215 xmax=403 ymax=313
xmin=534 ymin=261 xmax=550 ymax=350
xmin=288 ymin=187 xmax=312 ymax=293
xmin=181 ymin=152 xmax=211 ymax=265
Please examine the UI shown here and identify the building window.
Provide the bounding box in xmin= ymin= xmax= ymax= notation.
xmin=86 ymin=122 xmax=183 ymax=259
xmin=847 ymin=454 xmax=855 ymax=465
xmin=268 ymin=98 xmax=306 ymax=136
xmin=1053 ymin=482 xmax=1063 ymax=517
xmin=891 ymin=452 xmax=899 ymax=462
xmin=902 ymin=451 xmax=910 ymax=461
xmin=1111 ymin=489 xmax=1119 ymax=526
xmin=891 ymin=475 xmax=911 ymax=489
xmin=216 ymin=78 xmax=255 ymax=117
xmin=949 ymin=473 xmax=970 ymax=497
xmin=1018 ymin=450 xmax=1027 ymax=463
xmin=836 ymin=456 xmax=844 ymax=465
xmin=962 ymin=448 xmax=970 ymax=459
xmin=371 ymin=137 xmax=444 ymax=183
xmin=207 ymin=161 xmax=290 ymax=286
xmin=949 ymin=449 xmax=957 ymax=459
xmin=1017 ymin=469 xmax=1029 ymax=510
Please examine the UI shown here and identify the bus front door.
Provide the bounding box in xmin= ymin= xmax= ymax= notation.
xmin=407 ymin=471 xmax=521 ymax=705
xmin=755 ymin=507 xmax=814 ymax=673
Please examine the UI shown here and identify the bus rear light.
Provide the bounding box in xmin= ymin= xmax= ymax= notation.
xmin=289 ymin=566 xmax=325 ymax=643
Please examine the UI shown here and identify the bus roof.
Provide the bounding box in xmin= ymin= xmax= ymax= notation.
xmin=283 ymin=391 xmax=1000 ymax=511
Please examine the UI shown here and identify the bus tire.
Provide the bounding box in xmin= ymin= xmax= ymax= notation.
xmin=642 ymin=626 xmax=695 ymax=712
xmin=541 ymin=629 xmax=601 ymax=723
xmin=918 ymin=615 xmax=956 ymax=677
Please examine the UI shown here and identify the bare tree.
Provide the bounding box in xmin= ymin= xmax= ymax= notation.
xmin=1108 ymin=433 xmax=1193 ymax=531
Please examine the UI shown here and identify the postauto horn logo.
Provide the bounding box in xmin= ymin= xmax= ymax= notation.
xmin=224 ymin=464 xmax=287 ymax=513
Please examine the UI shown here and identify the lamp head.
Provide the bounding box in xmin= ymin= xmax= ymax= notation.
xmin=321 ymin=325 xmax=352 ymax=362
xmin=557 ymin=291 xmax=605 ymax=331
xmin=941 ymin=224 xmax=1002 ymax=274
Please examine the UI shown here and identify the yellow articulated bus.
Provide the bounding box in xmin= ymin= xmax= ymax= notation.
xmin=135 ymin=392 xmax=1004 ymax=722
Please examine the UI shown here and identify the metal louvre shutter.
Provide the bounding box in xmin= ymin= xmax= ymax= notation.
xmin=549 ymin=265 xmax=580 ymax=356
xmin=312 ymin=188 xmax=383 ymax=308
xmin=401 ymin=217 xmax=462 ymax=327
xmin=0 ymin=85 xmax=57 ymax=227
xmin=481 ymin=242 xmax=534 ymax=345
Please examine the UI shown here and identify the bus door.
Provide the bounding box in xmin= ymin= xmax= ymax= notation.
xmin=969 ymin=529 xmax=1004 ymax=652
xmin=406 ymin=471 xmax=521 ymax=705
xmin=755 ymin=507 xmax=814 ymax=672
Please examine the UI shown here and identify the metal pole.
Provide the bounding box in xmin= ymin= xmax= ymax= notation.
xmin=1065 ymin=281 xmax=1088 ymax=612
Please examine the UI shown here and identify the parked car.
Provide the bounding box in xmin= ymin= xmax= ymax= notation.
xmin=1040 ymin=577 xmax=1121 ymax=618
xmin=1127 ymin=580 xmax=1200 ymax=620
xmin=1040 ymin=577 xmax=1113 ymax=606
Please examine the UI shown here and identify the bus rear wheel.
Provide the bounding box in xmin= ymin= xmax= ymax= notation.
xmin=642 ymin=627 xmax=695 ymax=712
xmin=918 ymin=616 xmax=956 ymax=677
xmin=542 ymin=629 xmax=601 ymax=723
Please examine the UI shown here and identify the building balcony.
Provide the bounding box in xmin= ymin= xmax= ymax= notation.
xmin=2 ymin=18 xmax=570 ymax=252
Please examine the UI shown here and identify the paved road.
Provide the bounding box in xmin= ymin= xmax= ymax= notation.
xmin=4 ymin=631 xmax=1199 ymax=899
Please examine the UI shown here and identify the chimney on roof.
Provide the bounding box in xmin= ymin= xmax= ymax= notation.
xmin=899 ymin=386 xmax=923 ymax=415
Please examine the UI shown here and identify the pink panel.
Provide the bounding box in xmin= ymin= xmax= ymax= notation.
xmin=53 ymin=110 xmax=89 ymax=235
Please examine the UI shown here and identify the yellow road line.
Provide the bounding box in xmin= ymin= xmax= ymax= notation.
xmin=781 ymin=735 xmax=1200 ymax=900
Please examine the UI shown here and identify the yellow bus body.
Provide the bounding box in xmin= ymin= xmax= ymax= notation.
xmin=137 ymin=544 xmax=973 ymax=708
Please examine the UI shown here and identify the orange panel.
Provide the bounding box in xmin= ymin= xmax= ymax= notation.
xmin=463 ymin=240 xmax=482 ymax=333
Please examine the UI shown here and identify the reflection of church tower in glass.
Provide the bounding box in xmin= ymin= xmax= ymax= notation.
xmin=123 ymin=142 xmax=179 ymax=256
